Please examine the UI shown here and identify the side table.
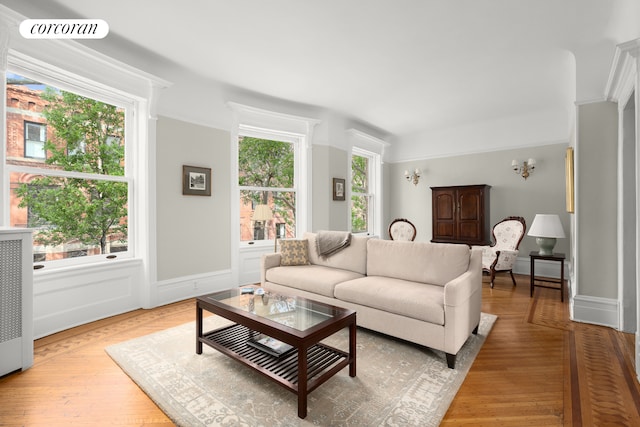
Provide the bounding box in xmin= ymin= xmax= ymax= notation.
xmin=530 ymin=251 xmax=565 ymax=302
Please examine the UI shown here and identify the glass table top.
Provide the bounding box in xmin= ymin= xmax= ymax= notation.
xmin=203 ymin=287 xmax=344 ymax=332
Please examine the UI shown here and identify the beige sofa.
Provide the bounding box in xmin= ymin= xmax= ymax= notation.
xmin=260 ymin=232 xmax=482 ymax=368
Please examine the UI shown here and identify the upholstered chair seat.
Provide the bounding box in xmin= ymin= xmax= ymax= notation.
xmin=472 ymin=216 xmax=526 ymax=288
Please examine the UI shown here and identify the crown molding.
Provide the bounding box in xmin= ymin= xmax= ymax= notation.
xmin=605 ymin=38 xmax=640 ymax=104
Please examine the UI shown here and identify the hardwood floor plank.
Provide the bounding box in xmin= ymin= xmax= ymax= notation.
xmin=1 ymin=275 xmax=638 ymax=426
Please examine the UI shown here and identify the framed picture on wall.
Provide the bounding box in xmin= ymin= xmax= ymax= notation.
xmin=333 ymin=178 xmax=345 ymax=201
xmin=183 ymin=165 xmax=212 ymax=196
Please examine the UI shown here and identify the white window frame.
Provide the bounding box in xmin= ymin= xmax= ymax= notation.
xmin=4 ymin=56 xmax=136 ymax=268
xmin=350 ymin=147 xmax=380 ymax=236
xmin=237 ymin=124 xmax=302 ymax=248
xmin=347 ymin=129 xmax=387 ymax=238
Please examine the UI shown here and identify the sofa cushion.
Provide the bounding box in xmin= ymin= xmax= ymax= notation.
xmin=335 ymin=276 xmax=445 ymax=325
xmin=366 ymin=239 xmax=470 ymax=286
xmin=265 ymin=264 xmax=365 ymax=298
xmin=304 ymin=232 xmax=369 ymax=275
xmin=279 ymin=239 xmax=309 ymax=266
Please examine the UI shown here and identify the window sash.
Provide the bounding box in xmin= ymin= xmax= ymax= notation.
xmin=237 ymin=127 xmax=301 ymax=245
xmin=5 ymin=67 xmax=133 ymax=266
xmin=351 ymin=149 xmax=377 ymax=235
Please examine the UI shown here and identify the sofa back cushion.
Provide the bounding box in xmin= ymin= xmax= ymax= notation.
xmin=305 ymin=232 xmax=369 ymax=275
xmin=366 ymin=239 xmax=470 ymax=286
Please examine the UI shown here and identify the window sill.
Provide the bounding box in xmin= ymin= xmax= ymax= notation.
xmin=33 ymin=256 xmax=142 ymax=277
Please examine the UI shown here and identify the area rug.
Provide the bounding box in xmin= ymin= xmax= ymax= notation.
xmin=106 ymin=312 xmax=496 ymax=426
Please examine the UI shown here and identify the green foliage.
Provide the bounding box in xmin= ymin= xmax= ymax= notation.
xmin=239 ymin=137 xmax=296 ymax=233
xmin=15 ymin=89 xmax=127 ymax=254
xmin=351 ymin=155 xmax=368 ymax=232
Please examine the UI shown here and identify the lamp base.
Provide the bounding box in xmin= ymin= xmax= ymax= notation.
xmin=536 ymin=237 xmax=557 ymax=256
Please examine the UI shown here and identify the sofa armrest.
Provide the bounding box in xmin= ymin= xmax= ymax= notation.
xmin=260 ymin=253 xmax=282 ymax=285
xmin=443 ymin=249 xmax=482 ymax=306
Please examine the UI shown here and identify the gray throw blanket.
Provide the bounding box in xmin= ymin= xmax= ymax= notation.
xmin=316 ymin=230 xmax=351 ymax=258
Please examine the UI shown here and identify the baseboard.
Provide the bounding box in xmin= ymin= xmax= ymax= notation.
xmin=571 ymin=294 xmax=619 ymax=329
xmin=154 ymin=269 xmax=234 ymax=307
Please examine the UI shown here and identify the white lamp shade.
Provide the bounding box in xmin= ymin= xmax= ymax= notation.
xmin=252 ymin=204 xmax=273 ymax=221
xmin=528 ymin=214 xmax=565 ymax=238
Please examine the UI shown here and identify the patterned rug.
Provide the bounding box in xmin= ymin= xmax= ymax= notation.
xmin=106 ymin=312 xmax=496 ymax=426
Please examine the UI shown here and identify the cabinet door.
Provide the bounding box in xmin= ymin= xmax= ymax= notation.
xmin=432 ymin=189 xmax=456 ymax=241
xmin=456 ymin=187 xmax=484 ymax=243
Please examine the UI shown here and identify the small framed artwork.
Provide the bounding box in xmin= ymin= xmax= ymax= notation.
xmin=183 ymin=165 xmax=212 ymax=196
xmin=333 ymin=178 xmax=345 ymax=201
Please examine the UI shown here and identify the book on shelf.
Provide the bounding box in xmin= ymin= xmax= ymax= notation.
xmin=247 ymin=334 xmax=294 ymax=358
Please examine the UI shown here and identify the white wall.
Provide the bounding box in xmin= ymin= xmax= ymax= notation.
xmin=575 ymin=102 xmax=618 ymax=300
xmin=155 ymin=117 xmax=231 ymax=280
xmin=312 ymin=145 xmax=349 ymax=232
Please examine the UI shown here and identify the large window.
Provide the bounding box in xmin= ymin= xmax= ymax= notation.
xmin=5 ymin=72 xmax=130 ymax=264
xmin=238 ymin=127 xmax=299 ymax=244
xmin=351 ymin=147 xmax=379 ymax=235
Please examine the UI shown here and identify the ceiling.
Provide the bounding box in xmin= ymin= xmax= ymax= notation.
xmin=3 ymin=1 xmax=640 ymax=153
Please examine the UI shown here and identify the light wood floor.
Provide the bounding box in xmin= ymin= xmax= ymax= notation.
xmin=1 ymin=274 xmax=639 ymax=426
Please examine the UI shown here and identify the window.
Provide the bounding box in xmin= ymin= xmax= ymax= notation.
xmin=5 ymin=72 xmax=131 ymax=264
xmin=24 ymin=121 xmax=46 ymax=159
xmin=238 ymin=127 xmax=299 ymax=244
xmin=351 ymin=147 xmax=380 ymax=235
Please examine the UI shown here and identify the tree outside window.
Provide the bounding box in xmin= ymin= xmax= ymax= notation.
xmin=6 ymin=74 xmax=129 ymax=261
xmin=238 ymin=135 xmax=296 ymax=242
xmin=351 ymin=153 xmax=370 ymax=233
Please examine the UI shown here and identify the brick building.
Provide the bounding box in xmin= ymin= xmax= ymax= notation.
xmin=5 ymin=83 xmax=126 ymax=260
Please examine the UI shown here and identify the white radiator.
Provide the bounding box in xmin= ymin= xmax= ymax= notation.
xmin=0 ymin=228 xmax=33 ymax=376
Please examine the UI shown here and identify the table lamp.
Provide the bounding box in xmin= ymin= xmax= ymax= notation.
xmin=252 ymin=204 xmax=273 ymax=240
xmin=528 ymin=214 xmax=565 ymax=255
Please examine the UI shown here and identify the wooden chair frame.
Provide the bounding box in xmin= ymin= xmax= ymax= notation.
xmin=388 ymin=218 xmax=417 ymax=241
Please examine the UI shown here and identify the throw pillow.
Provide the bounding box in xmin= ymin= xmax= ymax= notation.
xmin=279 ymin=239 xmax=309 ymax=266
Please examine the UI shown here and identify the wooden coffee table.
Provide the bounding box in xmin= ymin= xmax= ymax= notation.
xmin=196 ymin=288 xmax=356 ymax=418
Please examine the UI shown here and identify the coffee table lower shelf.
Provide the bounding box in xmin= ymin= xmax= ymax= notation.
xmin=199 ymin=323 xmax=350 ymax=406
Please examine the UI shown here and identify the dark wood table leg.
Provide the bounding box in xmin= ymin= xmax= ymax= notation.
xmin=530 ymin=256 xmax=535 ymax=297
xmin=560 ymin=258 xmax=565 ymax=302
xmin=349 ymin=318 xmax=356 ymax=377
xmin=297 ymin=346 xmax=308 ymax=418
xmin=196 ymin=304 xmax=203 ymax=355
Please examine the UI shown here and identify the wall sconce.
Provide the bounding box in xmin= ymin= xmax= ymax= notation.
xmin=404 ymin=168 xmax=422 ymax=186
xmin=512 ymin=158 xmax=535 ymax=180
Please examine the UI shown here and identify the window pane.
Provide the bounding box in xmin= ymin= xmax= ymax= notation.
xmin=238 ymin=136 xmax=294 ymax=188
xmin=240 ymin=190 xmax=296 ymax=242
xmin=6 ymin=73 xmax=128 ymax=262
xmin=351 ymin=194 xmax=369 ymax=233
xmin=6 ymin=74 xmax=125 ymax=174
xmin=351 ymin=154 xmax=368 ymax=193
xmin=9 ymin=172 xmax=128 ymax=261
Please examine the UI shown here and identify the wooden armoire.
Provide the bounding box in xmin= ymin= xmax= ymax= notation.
xmin=430 ymin=184 xmax=491 ymax=246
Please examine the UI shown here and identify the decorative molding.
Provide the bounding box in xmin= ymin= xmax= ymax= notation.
xmin=227 ymin=101 xmax=321 ymax=137
xmin=347 ymin=128 xmax=391 ymax=160
xmin=0 ymin=4 xmax=171 ymax=99
xmin=605 ymin=38 xmax=640 ymax=103
xmin=572 ymin=294 xmax=619 ymax=329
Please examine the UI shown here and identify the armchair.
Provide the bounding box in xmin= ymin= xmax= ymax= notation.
xmin=473 ymin=216 xmax=526 ymax=288
xmin=388 ymin=218 xmax=417 ymax=241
